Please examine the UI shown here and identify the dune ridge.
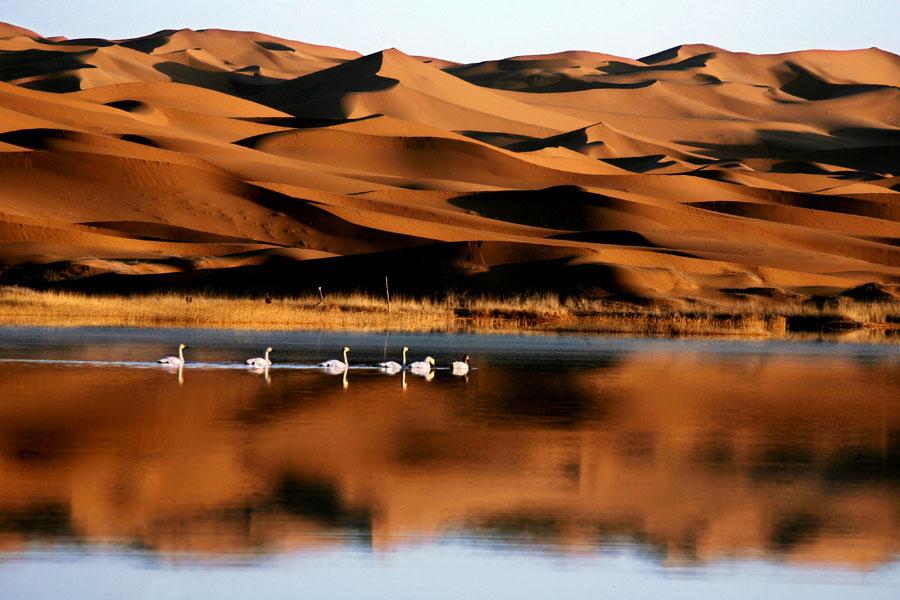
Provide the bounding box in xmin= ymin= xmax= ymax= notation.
xmin=0 ymin=24 xmax=898 ymax=306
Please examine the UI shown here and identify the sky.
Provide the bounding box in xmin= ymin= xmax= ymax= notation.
xmin=4 ymin=0 xmax=898 ymax=62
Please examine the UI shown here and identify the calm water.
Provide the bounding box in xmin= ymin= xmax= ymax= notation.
xmin=0 ymin=327 xmax=898 ymax=599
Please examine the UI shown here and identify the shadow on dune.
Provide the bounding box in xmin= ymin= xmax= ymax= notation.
xmin=0 ymin=48 xmax=95 ymax=83
xmin=455 ymin=130 xmax=539 ymax=148
xmin=255 ymin=40 xmax=294 ymax=52
xmin=253 ymin=51 xmax=400 ymax=117
xmin=84 ymin=221 xmax=256 ymax=244
xmin=601 ymin=155 xmax=679 ymax=172
xmin=549 ymin=230 xmax=657 ymax=247
xmin=678 ymin=128 xmax=900 ymax=173
xmin=830 ymin=126 xmax=900 ymax=146
xmin=17 ymin=75 xmax=82 ymax=93
xmin=0 ymin=128 xmax=84 ymax=149
xmin=464 ymin=259 xmax=646 ymax=298
xmin=117 ymin=30 xmax=179 ymax=54
xmin=152 ymin=61 xmax=283 ymax=95
xmin=689 ymin=194 xmax=900 ymax=222
xmin=36 ymin=37 xmax=116 ymax=48
xmin=532 ymin=78 xmax=657 ymax=93
xmin=4 ymin=241 xmax=631 ymax=299
xmin=635 ymin=52 xmax=716 ymax=71
xmin=448 ymin=185 xmax=623 ymax=231
xmin=639 ymin=45 xmax=711 ymax=65
xmin=769 ymin=161 xmax=842 ymax=175
xmin=235 ymin=116 xmax=382 ymax=136
xmin=779 ymin=62 xmax=897 ymax=101
xmin=446 ymin=62 xmax=657 ymax=93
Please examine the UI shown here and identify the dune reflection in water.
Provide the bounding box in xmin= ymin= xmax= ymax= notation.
xmin=0 ymin=330 xmax=897 ymax=580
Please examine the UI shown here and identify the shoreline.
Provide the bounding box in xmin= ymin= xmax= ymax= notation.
xmin=1 ymin=287 xmax=898 ymax=344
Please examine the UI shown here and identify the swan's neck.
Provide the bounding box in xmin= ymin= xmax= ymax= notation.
xmin=264 ymin=349 xmax=270 ymax=361
xmin=178 ymin=346 xmax=184 ymax=361
xmin=343 ymin=348 xmax=348 ymax=367
xmin=402 ymin=348 xmax=408 ymax=365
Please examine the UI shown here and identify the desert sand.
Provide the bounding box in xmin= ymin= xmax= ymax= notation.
xmin=1 ymin=23 xmax=898 ymax=303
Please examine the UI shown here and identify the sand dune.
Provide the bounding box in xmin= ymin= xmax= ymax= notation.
xmin=446 ymin=50 xmax=645 ymax=92
xmin=256 ymin=48 xmax=589 ymax=137
xmin=0 ymin=22 xmax=41 ymax=39
xmin=0 ymin=25 xmax=898 ymax=301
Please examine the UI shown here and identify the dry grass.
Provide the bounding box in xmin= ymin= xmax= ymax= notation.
xmin=0 ymin=287 xmax=453 ymax=331
xmin=0 ymin=286 xmax=898 ymax=341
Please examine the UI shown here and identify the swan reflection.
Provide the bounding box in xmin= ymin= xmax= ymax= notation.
xmin=249 ymin=365 xmax=271 ymax=384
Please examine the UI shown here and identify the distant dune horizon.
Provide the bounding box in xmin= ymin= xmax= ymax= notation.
xmin=1 ymin=21 xmax=898 ymax=304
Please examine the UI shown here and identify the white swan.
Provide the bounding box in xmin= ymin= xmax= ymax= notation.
xmin=158 ymin=343 xmax=186 ymax=367
xmin=409 ymin=356 xmax=435 ymax=375
xmin=379 ymin=346 xmax=409 ymax=373
xmin=246 ymin=347 xmax=273 ymax=368
xmin=319 ymin=346 xmax=350 ymax=373
xmin=452 ymin=354 xmax=470 ymax=376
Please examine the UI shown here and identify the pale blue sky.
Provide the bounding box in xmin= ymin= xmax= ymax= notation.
xmin=4 ymin=0 xmax=898 ymax=62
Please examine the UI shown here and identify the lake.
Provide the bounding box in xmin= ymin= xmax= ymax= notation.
xmin=0 ymin=328 xmax=898 ymax=599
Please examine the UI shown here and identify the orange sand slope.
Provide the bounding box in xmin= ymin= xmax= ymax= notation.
xmin=1 ymin=23 xmax=898 ymax=299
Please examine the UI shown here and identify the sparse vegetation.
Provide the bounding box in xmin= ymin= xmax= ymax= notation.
xmin=1 ymin=286 xmax=898 ymax=341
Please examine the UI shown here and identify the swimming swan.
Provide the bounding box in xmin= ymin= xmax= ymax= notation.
xmin=409 ymin=356 xmax=435 ymax=375
xmin=452 ymin=355 xmax=470 ymax=376
xmin=379 ymin=346 xmax=409 ymax=373
xmin=247 ymin=347 xmax=273 ymax=368
xmin=319 ymin=346 xmax=350 ymax=373
xmin=158 ymin=343 xmax=187 ymax=367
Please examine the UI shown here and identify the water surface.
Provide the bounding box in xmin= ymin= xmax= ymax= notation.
xmin=0 ymin=328 xmax=898 ymax=599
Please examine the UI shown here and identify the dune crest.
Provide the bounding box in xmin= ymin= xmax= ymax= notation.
xmin=0 ymin=22 xmax=40 ymax=39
